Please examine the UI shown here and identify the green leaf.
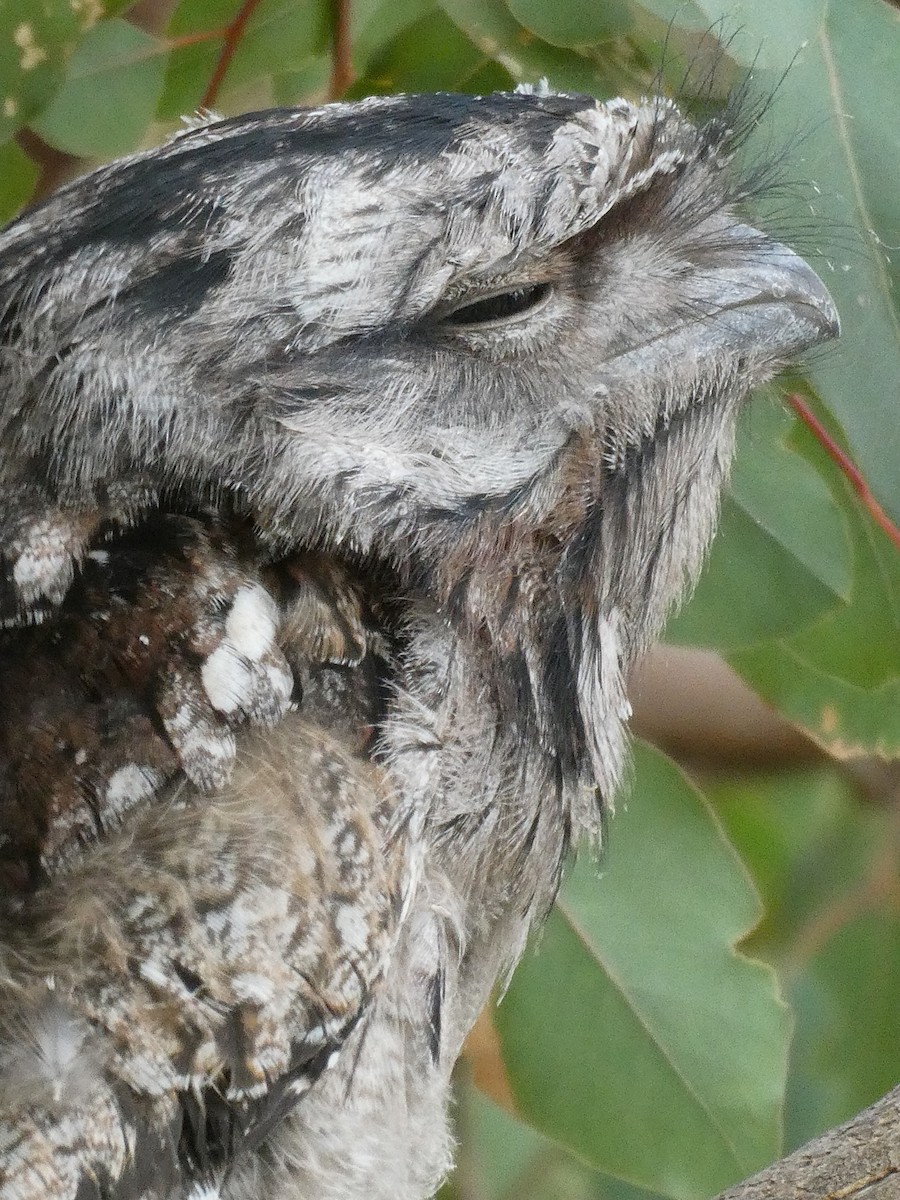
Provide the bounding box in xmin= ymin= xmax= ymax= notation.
xmin=348 ymin=9 xmax=513 ymax=96
xmin=157 ymin=0 xmax=227 ymax=116
xmin=0 ymin=0 xmax=80 ymax=141
xmin=726 ymin=445 xmax=900 ymax=758
xmin=442 ymin=1084 xmax=670 ymax=1200
xmin=351 ymin=0 xmax=435 ymax=73
xmin=729 ymin=640 xmax=900 ymax=760
xmin=704 ymin=767 xmax=900 ymax=1151
xmin=669 ymin=499 xmax=834 ymax=648
xmin=271 ymin=56 xmax=331 ymax=105
xmin=160 ymin=0 xmax=328 ymax=119
xmin=730 ymin=399 xmax=852 ymax=606
xmin=631 ymin=0 xmax=710 ymax=25
xmin=31 ymin=20 xmax=167 ymax=157
xmin=787 ymin=915 xmax=900 ymax=1151
xmin=440 ymin=0 xmax=651 ymax=97
xmin=504 ymin=0 xmax=633 ymax=47
xmin=668 ymin=396 xmax=852 ymax=649
xmin=98 ymin=0 xmax=142 ymax=15
xmin=705 ymin=767 xmax=885 ymax=962
xmin=438 ymin=0 xmax=743 ymax=104
xmin=688 ymin=0 xmax=900 ymax=527
xmin=784 ymin=512 xmax=900 ymax=691
xmin=221 ymin=0 xmax=329 ymax=86
xmin=496 ymin=743 xmax=790 ymax=1199
xmin=0 ymin=139 xmax=38 ymax=222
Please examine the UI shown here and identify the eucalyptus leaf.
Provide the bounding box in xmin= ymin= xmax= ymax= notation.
xmin=160 ymin=0 xmax=328 ymax=119
xmin=687 ymin=0 xmax=900 ymax=526
xmin=729 ymin=640 xmax=900 ymax=759
xmin=348 ymin=9 xmax=511 ymax=96
xmin=0 ymin=138 xmax=38 ymax=222
xmin=0 ymin=0 xmax=79 ymax=141
xmin=706 ymin=768 xmax=900 ymax=1156
xmin=496 ymin=744 xmax=789 ymax=1198
xmin=442 ymin=1084 xmax=670 ymax=1200
xmin=787 ymin=915 xmax=900 ymax=1151
xmin=351 ymin=0 xmax=435 ymax=73
xmin=440 ymin=0 xmax=649 ymax=97
xmin=31 ymin=20 xmax=167 ymax=157
xmin=504 ymin=0 xmax=633 ymax=48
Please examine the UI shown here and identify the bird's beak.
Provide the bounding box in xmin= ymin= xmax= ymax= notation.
xmin=603 ymin=227 xmax=840 ymax=377
xmin=705 ymin=224 xmax=841 ymax=359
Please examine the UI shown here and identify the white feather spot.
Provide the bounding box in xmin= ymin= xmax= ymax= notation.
xmin=201 ymin=644 xmax=253 ymax=713
xmin=335 ymin=904 xmax=370 ymax=955
xmin=232 ymin=973 xmax=276 ymax=1004
xmin=224 ymin=584 xmax=278 ymax=660
xmin=265 ymin=660 xmax=293 ymax=706
xmin=139 ymin=960 xmax=175 ymax=991
xmin=0 ymin=996 xmax=103 ymax=1109
xmin=12 ymin=549 xmax=68 ymax=593
xmin=105 ymin=764 xmax=159 ymax=815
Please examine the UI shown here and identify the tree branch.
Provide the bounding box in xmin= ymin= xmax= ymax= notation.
xmin=200 ymin=0 xmax=265 ymax=110
xmin=714 ymin=1085 xmax=900 ymax=1199
xmin=328 ymin=0 xmax=354 ymax=99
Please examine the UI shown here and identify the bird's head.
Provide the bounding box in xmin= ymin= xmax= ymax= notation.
xmin=0 ymin=90 xmax=837 ymax=788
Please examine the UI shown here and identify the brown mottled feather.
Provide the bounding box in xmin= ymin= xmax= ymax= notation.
xmin=0 ymin=512 xmax=405 ymax=1197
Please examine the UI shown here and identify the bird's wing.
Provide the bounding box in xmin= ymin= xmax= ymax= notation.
xmin=0 ymin=512 xmax=406 ymax=1199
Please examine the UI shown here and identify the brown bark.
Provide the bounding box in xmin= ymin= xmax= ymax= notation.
xmin=715 ymin=1086 xmax=900 ymax=1199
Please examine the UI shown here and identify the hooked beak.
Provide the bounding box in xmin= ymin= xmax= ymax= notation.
xmin=703 ymin=224 xmax=840 ymax=359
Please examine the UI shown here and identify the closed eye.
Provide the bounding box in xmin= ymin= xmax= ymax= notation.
xmin=444 ymin=282 xmax=552 ymax=327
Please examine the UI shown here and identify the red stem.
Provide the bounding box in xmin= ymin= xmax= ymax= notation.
xmin=787 ymin=392 xmax=900 ymax=553
xmin=200 ymin=0 xmax=266 ymax=110
xmin=328 ymin=0 xmax=353 ymax=99
xmin=168 ymin=29 xmax=227 ymax=51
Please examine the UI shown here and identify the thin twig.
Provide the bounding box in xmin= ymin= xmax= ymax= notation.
xmin=787 ymin=392 xmax=900 ymax=553
xmin=328 ymin=0 xmax=353 ymax=100
xmin=785 ymin=801 xmax=900 ymax=975
xmin=168 ymin=28 xmax=227 ymax=51
xmin=200 ymin=0 xmax=266 ymax=110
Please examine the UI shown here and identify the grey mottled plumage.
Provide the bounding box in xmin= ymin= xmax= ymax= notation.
xmin=0 ymin=89 xmax=837 ymax=1199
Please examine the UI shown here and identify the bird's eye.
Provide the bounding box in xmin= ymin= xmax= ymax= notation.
xmin=445 ymin=282 xmax=552 ymax=327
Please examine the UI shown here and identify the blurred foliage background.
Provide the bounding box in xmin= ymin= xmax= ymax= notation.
xmin=1 ymin=0 xmax=898 ymax=1196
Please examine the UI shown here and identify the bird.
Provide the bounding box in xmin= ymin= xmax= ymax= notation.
xmin=0 ymin=87 xmax=838 ymax=1200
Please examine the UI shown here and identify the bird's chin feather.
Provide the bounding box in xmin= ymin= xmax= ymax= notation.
xmin=421 ymin=381 xmax=741 ymax=833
